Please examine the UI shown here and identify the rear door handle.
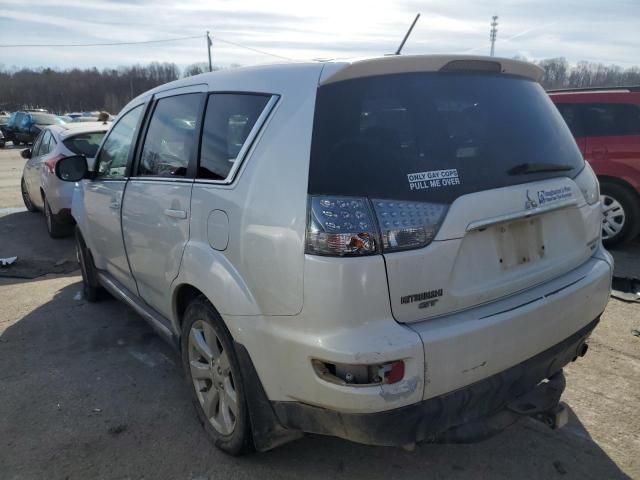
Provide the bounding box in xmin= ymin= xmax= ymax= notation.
xmin=109 ymin=201 xmax=120 ymax=210
xmin=164 ymin=209 xmax=187 ymax=219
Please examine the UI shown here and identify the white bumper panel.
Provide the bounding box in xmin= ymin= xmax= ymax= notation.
xmin=409 ymin=251 xmax=612 ymax=400
xmin=228 ymin=251 xmax=610 ymax=414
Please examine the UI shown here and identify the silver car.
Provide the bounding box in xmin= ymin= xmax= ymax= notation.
xmin=21 ymin=122 xmax=108 ymax=237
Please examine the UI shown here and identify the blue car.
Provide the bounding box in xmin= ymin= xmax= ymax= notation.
xmin=15 ymin=111 xmax=65 ymax=145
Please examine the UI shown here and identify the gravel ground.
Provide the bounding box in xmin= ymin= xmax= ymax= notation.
xmin=0 ymin=147 xmax=639 ymax=479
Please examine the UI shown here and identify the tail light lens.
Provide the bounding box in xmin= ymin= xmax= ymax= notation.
xmin=305 ymin=196 xmax=378 ymax=256
xmin=372 ymin=199 xmax=448 ymax=252
xmin=305 ymin=195 xmax=448 ymax=256
xmin=45 ymin=154 xmax=66 ymax=174
xmin=574 ymin=162 xmax=600 ymax=206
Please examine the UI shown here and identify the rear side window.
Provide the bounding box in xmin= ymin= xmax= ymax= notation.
xmin=310 ymin=73 xmax=584 ymax=203
xmin=139 ymin=93 xmax=201 ymax=177
xmin=198 ymin=94 xmax=270 ymax=181
xmin=63 ymin=132 xmax=105 ymax=158
xmin=582 ymin=103 xmax=640 ymax=137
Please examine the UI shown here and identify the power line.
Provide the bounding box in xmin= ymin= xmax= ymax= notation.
xmin=213 ymin=36 xmax=300 ymax=62
xmin=0 ymin=35 xmax=203 ymax=48
xmin=0 ymin=32 xmax=301 ymax=62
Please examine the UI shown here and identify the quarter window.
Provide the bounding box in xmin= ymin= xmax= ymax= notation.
xmin=583 ymin=103 xmax=640 ymax=137
xmin=198 ymin=94 xmax=271 ymax=181
xmin=95 ymin=104 xmax=144 ymax=179
xmin=138 ymin=94 xmax=201 ymax=177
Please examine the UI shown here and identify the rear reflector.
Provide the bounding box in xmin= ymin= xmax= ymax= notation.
xmin=312 ymin=359 xmax=406 ymax=386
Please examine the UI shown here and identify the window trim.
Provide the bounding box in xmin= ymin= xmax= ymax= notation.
xmin=131 ymin=91 xmax=206 ymax=181
xmin=195 ymin=92 xmax=279 ymax=186
xmin=93 ymin=101 xmax=149 ymax=182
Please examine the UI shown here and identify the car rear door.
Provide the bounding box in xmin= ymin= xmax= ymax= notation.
xmin=583 ymin=102 xmax=640 ymax=181
xmin=121 ymin=87 xmax=205 ymax=319
xmin=81 ymin=103 xmax=146 ymax=293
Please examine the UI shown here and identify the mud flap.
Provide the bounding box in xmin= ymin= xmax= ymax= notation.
xmin=234 ymin=342 xmax=303 ymax=451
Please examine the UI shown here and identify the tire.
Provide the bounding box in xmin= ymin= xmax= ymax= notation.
xmin=181 ymin=296 xmax=254 ymax=456
xmin=44 ymin=196 xmax=72 ymax=238
xmin=21 ymin=178 xmax=38 ymax=212
xmin=75 ymin=227 xmax=101 ymax=302
xmin=600 ymin=181 xmax=640 ymax=247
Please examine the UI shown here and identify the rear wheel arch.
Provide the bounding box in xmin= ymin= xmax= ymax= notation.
xmin=597 ymin=175 xmax=640 ymax=200
xmin=174 ymin=284 xmax=208 ymax=331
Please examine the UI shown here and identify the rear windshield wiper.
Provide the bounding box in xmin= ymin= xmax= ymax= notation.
xmin=508 ymin=162 xmax=574 ymax=175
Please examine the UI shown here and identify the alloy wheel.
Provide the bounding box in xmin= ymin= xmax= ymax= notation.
xmin=601 ymin=194 xmax=626 ymax=241
xmin=188 ymin=320 xmax=238 ymax=436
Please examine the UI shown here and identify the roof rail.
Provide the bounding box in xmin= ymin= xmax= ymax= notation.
xmin=547 ymin=85 xmax=640 ymax=93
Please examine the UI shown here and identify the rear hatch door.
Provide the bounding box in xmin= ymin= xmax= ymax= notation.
xmin=309 ymin=68 xmax=595 ymax=323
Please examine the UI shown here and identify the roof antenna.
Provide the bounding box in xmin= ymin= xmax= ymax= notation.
xmin=395 ymin=13 xmax=420 ymax=55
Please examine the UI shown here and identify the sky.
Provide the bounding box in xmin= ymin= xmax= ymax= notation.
xmin=0 ymin=0 xmax=638 ymax=71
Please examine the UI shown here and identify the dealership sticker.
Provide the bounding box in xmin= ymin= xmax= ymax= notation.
xmin=407 ymin=169 xmax=460 ymax=190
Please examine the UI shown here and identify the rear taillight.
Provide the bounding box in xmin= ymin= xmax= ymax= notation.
xmin=45 ymin=154 xmax=66 ymax=174
xmin=372 ymin=199 xmax=448 ymax=252
xmin=574 ymin=162 xmax=600 ymax=206
xmin=305 ymin=196 xmax=378 ymax=256
xmin=305 ymin=195 xmax=448 ymax=256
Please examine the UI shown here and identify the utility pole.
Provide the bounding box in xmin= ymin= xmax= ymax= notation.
xmin=206 ymin=31 xmax=213 ymax=72
xmin=489 ymin=15 xmax=498 ymax=57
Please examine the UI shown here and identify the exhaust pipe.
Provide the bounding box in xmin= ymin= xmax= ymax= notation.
xmin=572 ymin=341 xmax=589 ymax=362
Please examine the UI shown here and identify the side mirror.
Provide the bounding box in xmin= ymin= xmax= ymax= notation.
xmin=56 ymin=155 xmax=88 ymax=182
xmin=21 ymin=148 xmax=32 ymax=159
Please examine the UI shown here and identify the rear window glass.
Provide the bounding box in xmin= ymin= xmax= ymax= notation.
xmin=63 ymin=132 xmax=105 ymax=157
xmin=30 ymin=113 xmax=59 ymax=125
xmin=309 ymin=72 xmax=584 ymax=203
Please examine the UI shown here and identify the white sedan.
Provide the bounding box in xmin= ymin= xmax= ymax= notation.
xmin=20 ymin=122 xmax=109 ymax=237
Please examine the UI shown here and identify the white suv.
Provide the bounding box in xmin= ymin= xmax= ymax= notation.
xmin=55 ymin=55 xmax=612 ymax=455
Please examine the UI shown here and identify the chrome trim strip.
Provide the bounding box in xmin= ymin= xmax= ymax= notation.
xmin=195 ymin=94 xmax=279 ymax=185
xmin=97 ymin=272 xmax=175 ymax=343
xmin=466 ymin=199 xmax=578 ymax=232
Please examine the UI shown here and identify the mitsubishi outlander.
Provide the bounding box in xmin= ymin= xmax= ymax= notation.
xmin=55 ymin=55 xmax=612 ymax=455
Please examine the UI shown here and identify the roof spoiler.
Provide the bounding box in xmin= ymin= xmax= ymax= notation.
xmin=320 ymin=55 xmax=544 ymax=85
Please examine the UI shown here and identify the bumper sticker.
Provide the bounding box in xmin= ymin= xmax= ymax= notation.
xmin=407 ymin=169 xmax=460 ymax=190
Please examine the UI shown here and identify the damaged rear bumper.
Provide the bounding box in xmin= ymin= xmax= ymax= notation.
xmin=244 ymin=317 xmax=597 ymax=449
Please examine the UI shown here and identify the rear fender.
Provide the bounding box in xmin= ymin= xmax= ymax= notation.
xmin=170 ymin=240 xmax=261 ymax=334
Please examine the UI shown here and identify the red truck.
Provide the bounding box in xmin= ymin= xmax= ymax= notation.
xmin=549 ymin=87 xmax=640 ymax=246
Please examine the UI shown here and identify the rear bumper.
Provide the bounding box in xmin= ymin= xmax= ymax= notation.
xmin=269 ymin=317 xmax=598 ymax=447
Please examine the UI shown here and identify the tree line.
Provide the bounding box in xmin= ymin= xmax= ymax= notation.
xmin=0 ymin=58 xmax=638 ymax=115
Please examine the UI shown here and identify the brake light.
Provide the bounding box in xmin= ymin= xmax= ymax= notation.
xmin=574 ymin=162 xmax=600 ymax=206
xmin=305 ymin=196 xmax=378 ymax=256
xmin=372 ymin=199 xmax=448 ymax=252
xmin=45 ymin=154 xmax=66 ymax=174
xmin=305 ymin=195 xmax=448 ymax=256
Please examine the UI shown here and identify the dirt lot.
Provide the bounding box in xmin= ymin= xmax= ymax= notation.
xmin=1 ymin=147 xmax=639 ymax=479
